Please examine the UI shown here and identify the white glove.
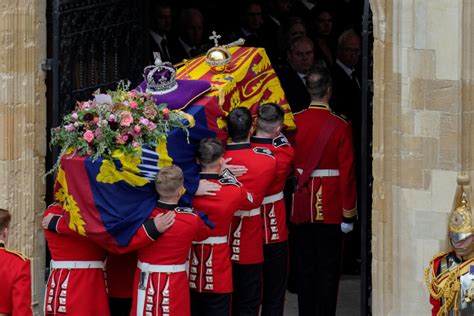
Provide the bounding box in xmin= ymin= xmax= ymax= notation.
xmin=341 ymin=222 xmax=353 ymax=234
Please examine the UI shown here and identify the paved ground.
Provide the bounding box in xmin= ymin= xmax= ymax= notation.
xmin=283 ymin=275 xmax=361 ymax=316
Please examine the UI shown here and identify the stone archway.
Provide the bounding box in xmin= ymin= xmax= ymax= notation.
xmin=370 ymin=0 xmax=474 ymax=314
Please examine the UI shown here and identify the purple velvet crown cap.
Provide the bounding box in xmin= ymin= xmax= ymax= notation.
xmin=143 ymin=53 xmax=178 ymax=95
xmin=138 ymin=52 xmax=211 ymax=110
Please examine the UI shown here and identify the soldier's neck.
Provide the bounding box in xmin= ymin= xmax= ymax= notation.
xmin=201 ymin=166 xmax=220 ymax=174
xmin=158 ymin=198 xmax=179 ymax=205
xmin=255 ymin=130 xmax=275 ymax=138
xmin=311 ymin=98 xmax=329 ymax=105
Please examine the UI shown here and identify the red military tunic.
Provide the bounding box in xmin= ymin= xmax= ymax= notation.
xmin=43 ymin=204 xmax=110 ymax=316
xmin=48 ymin=206 xmax=163 ymax=303
xmin=190 ymin=171 xmax=252 ymax=293
xmin=292 ymin=102 xmax=357 ymax=224
xmin=0 ymin=241 xmax=33 ymax=316
xmin=106 ymin=252 xmax=137 ymax=299
xmin=131 ymin=202 xmax=209 ymax=316
xmin=224 ymin=143 xmax=277 ymax=264
xmin=251 ymin=134 xmax=295 ymax=243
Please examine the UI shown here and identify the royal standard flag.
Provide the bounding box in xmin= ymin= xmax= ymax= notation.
xmin=177 ymin=46 xmax=295 ymax=140
xmin=53 ymin=105 xmax=214 ymax=247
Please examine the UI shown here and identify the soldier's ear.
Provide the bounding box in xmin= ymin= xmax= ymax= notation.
xmin=327 ymin=86 xmax=332 ymax=98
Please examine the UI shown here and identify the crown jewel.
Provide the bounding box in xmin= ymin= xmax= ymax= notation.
xmin=144 ymin=52 xmax=178 ymax=95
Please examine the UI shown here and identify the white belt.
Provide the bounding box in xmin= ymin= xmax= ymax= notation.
xmin=137 ymin=261 xmax=186 ymax=273
xmin=235 ymin=208 xmax=261 ymax=217
xmin=136 ymin=261 xmax=186 ymax=315
xmin=296 ymin=168 xmax=340 ymax=177
xmin=193 ymin=236 xmax=227 ymax=245
xmin=311 ymin=169 xmax=339 ymax=177
xmin=262 ymin=191 xmax=284 ymax=204
xmin=50 ymin=260 xmax=104 ymax=269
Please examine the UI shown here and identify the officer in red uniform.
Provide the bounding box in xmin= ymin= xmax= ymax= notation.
xmin=131 ymin=165 xmax=210 ymax=316
xmin=190 ymin=138 xmax=254 ymax=315
xmin=0 ymin=208 xmax=33 ymax=316
xmin=42 ymin=203 xmax=176 ymax=315
xmin=292 ymin=66 xmax=357 ymax=316
xmin=250 ymin=103 xmax=295 ymax=316
xmin=224 ymin=107 xmax=277 ymax=316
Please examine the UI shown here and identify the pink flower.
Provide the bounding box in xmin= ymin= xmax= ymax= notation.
xmin=133 ymin=125 xmax=141 ymax=133
xmin=147 ymin=122 xmax=156 ymax=131
xmin=83 ymin=130 xmax=95 ymax=143
xmin=129 ymin=101 xmax=138 ymax=109
xmin=109 ymin=114 xmax=116 ymax=122
xmin=120 ymin=111 xmax=133 ymax=126
xmin=122 ymin=134 xmax=130 ymax=142
xmin=93 ymin=117 xmax=99 ymax=123
xmin=162 ymin=108 xmax=170 ymax=115
xmin=132 ymin=141 xmax=140 ymax=148
xmin=128 ymin=91 xmax=137 ymax=98
xmin=64 ymin=123 xmax=75 ymax=132
xmin=71 ymin=112 xmax=78 ymax=121
xmin=115 ymin=134 xmax=125 ymax=144
xmin=94 ymin=128 xmax=102 ymax=138
xmin=139 ymin=117 xmax=149 ymax=125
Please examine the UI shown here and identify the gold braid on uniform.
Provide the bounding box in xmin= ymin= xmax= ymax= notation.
xmin=424 ymin=252 xmax=462 ymax=316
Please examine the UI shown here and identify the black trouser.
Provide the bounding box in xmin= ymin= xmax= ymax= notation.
xmin=261 ymin=241 xmax=288 ymax=316
xmin=190 ymin=291 xmax=231 ymax=316
xmin=294 ymin=223 xmax=343 ymax=316
xmin=232 ymin=263 xmax=262 ymax=316
xmin=108 ymin=297 xmax=132 ymax=316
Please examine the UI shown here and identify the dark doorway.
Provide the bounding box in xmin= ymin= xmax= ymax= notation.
xmin=44 ymin=0 xmax=373 ymax=314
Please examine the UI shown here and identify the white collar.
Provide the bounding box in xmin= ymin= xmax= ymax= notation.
xmin=300 ymin=0 xmax=316 ymax=10
xmin=150 ymin=30 xmax=166 ymax=46
xmin=240 ymin=27 xmax=253 ymax=37
xmin=269 ymin=15 xmax=280 ymax=27
xmin=178 ymin=37 xmax=194 ymax=57
xmin=336 ymin=59 xmax=354 ymax=77
xmin=297 ymin=72 xmax=307 ymax=85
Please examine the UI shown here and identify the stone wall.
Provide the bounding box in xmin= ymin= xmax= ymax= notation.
xmin=0 ymin=1 xmax=47 ymax=313
xmin=371 ymin=0 xmax=474 ymax=314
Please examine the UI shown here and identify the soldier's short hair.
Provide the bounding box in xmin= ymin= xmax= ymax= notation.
xmin=227 ymin=107 xmax=252 ymax=142
xmin=257 ymin=103 xmax=284 ymax=134
xmin=0 ymin=208 xmax=11 ymax=232
xmin=306 ymin=66 xmax=332 ymax=99
xmin=197 ymin=138 xmax=224 ymax=166
xmin=155 ymin=165 xmax=184 ymax=198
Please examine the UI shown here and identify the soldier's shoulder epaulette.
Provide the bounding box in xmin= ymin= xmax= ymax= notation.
xmin=219 ymin=174 xmax=241 ymax=187
xmin=175 ymin=207 xmax=197 ymax=216
xmin=5 ymin=248 xmax=29 ymax=261
xmin=330 ymin=111 xmax=350 ymax=124
xmin=253 ymin=147 xmax=275 ymax=158
xmin=273 ymin=134 xmax=290 ymax=148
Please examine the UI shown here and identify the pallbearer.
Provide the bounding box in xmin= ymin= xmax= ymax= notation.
xmin=190 ymin=138 xmax=254 ymax=316
xmin=224 ymin=107 xmax=277 ymax=316
xmin=250 ymin=103 xmax=295 ymax=315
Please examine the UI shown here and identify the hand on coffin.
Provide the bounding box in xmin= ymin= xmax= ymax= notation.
xmin=223 ymin=158 xmax=248 ymax=177
xmin=154 ymin=212 xmax=176 ymax=233
xmin=196 ymin=179 xmax=221 ymax=196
